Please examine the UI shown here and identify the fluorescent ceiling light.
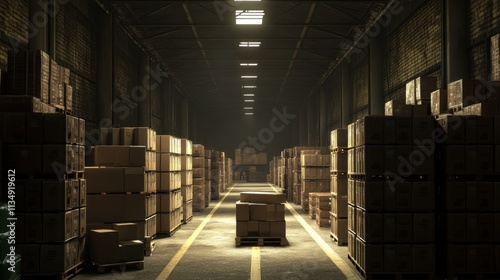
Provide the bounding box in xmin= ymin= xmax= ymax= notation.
xmin=242 ymin=85 xmax=257 ymax=89
xmin=244 ymin=107 xmax=253 ymax=109
xmin=236 ymin=10 xmax=264 ymax=25
xmin=240 ymin=63 xmax=258 ymax=66
xmin=241 ymin=75 xmax=257 ymax=78
xmin=245 ymin=112 xmax=254 ymax=115
xmin=244 ymin=94 xmax=255 ymax=97
xmin=244 ymin=99 xmax=254 ymax=102
xmin=235 ymin=0 xmax=261 ymax=2
xmin=239 ymin=41 xmax=261 ymax=47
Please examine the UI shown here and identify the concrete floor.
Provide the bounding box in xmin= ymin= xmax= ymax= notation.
xmin=74 ymin=182 xmax=363 ymax=280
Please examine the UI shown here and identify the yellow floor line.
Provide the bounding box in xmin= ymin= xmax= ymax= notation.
xmin=268 ymin=184 xmax=360 ymax=280
xmin=156 ymin=185 xmax=236 ymax=280
xmin=250 ymin=246 xmax=261 ymax=280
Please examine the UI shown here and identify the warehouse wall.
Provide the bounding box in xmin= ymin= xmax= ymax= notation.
xmin=0 ymin=0 xmax=29 ymax=69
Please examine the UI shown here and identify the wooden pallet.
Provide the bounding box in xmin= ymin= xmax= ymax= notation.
xmin=157 ymin=224 xmax=181 ymax=237
xmin=144 ymin=236 xmax=156 ymax=257
xmin=330 ymin=232 xmax=348 ymax=246
xmin=182 ymin=215 xmax=193 ymax=224
xmin=350 ymin=255 xmax=435 ymax=280
xmin=23 ymin=261 xmax=85 ymax=280
xmin=235 ymin=237 xmax=288 ymax=247
xmin=93 ymin=260 xmax=144 ymax=273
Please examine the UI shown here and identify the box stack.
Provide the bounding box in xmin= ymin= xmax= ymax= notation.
xmin=221 ymin=151 xmax=226 ymax=191
xmin=226 ymin=157 xmax=233 ymax=189
xmin=308 ymin=192 xmax=330 ymax=226
xmin=447 ymin=79 xmax=500 ymax=116
xmin=286 ymin=155 xmax=293 ymax=197
xmin=155 ymin=135 xmax=182 ymax=236
xmin=211 ymin=151 xmax=223 ymax=200
xmin=88 ymin=127 xmax=157 ymax=240
xmin=5 ymin=113 xmax=87 ymax=278
xmin=291 ymin=150 xmax=301 ymax=204
xmin=88 ymin=224 xmax=144 ymax=267
xmin=269 ymin=158 xmax=275 ymax=184
xmin=235 ymin=192 xmax=287 ymax=246
xmin=204 ymin=149 xmax=212 ymax=207
xmin=192 ymin=144 xmax=205 ymax=212
xmin=492 ymin=34 xmax=500 ymax=81
xmin=405 ymin=77 xmax=436 ymax=106
xmin=330 ymin=128 xmax=348 ymax=245
xmin=180 ymin=139 xmax=193 ymax=224
xmin=300 ymin=149 xmax=330 ymax=211
xmin=347 ymin=115 xmax=436 ymax=278
xmin=5 ymin=50 xmax=75 ymax=114
xmin=235 ymin=147 xmax=268 ymax=165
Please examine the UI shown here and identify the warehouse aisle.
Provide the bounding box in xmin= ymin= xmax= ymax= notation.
xmin=74 ymin=183 xmax=361 ymax=280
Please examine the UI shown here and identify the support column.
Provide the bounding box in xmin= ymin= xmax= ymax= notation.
xmin=299 ymin=110 xmax=307 ymax=146
xmin=308 ymin=94 xmax=318 ymax=146
xmin=189 ymin=107 xmax=196 ymax=141
xmin=319 ymin=88 xmax=327 ymax=146
xmin=369 ymin=33 xmax=385 ymax=115
xmin=445 ymin=0 xmax=467 ymax=83
xmin=28 ymin=0 xmax=49 ymax=51
xmin=96 ymin=8 xmax=113 ymax=126
xmin=181 ymin=98 xmax=189 ymax=138
xmin=341 ymin=61 xmax=352 ymax=128
xmin=138 ymin=55 xmax=150 ymax=127
xmin=161 ymin=79 xmax=171 ymax=134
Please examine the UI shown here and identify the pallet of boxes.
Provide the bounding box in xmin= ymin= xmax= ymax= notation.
xmin=180 ymin=139 xmax=193 ymax=223
xmin=211 ymin=151 xmax=223 ymax=200
xmin=204 ymin=149 xmax=212 ymax=207
xmin=86 ymin=127 xmax=158 ymax=271
xmin=1 ymin=50 xmax=86 ymax=279
xmin=235 ymin=192 xmax=287 ymax=246
xmin=308 ymin=192 xmax=331 ymax=227
xmin=156 ymin=135 xmax=182 ymax=236
xmin=300 ymin=148 xmax=330 ymax=212
xmin=192 ymin=144 xmax=206 ymax=212
xmin=330 ymin=128 xmax=348 ymax=245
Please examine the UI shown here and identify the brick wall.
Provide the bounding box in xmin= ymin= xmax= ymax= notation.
xmin=0 ymin=0 xmax=29 ymax=69
xmin=352 ymin=57 xmax=369 ymax=121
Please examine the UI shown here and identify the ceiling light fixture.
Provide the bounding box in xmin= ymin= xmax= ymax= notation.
xmin=239 ymin=42 xmax=261 ymax=47
xmin=245 ymin=112 xmax=254 ymax=115
xmin=240 ymin=63 xmax=258 ymax=66
xmin=243 ymin=94 xmax=255 ymax=97
xmin=242 ymin=86 xmax=257 ymax=89
xmin=236 ymin=10 xmax=264 ymax=25
xmin=244 ymin=107 xmax=253 ymax=109
xmin=244 ymin=99 xmax=254 ymax=102
xmin=235 ymin=0 xmax=261 ymax=2
xmin=241 ymin=75 xmax=257 ymax=78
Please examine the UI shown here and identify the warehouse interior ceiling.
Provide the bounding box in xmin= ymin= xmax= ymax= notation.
xmin=111 ymin=0 xmax=389 ymax=114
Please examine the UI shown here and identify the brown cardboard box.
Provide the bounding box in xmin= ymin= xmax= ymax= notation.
xmin=125 ymin=167 xmax=146 ymax=192
xmin=331 ymin=175 xmax=347 ymax=195
xmin=412 ymin=104 xmax=430 ymax=116
xmin=362 ymin=146 xmax=385 ymax=175
xmin=496 ymin=146 xmax=500 ymax=175
xmin=466 ymin=182 xmax=494 ymax=211
xmin=259 ymin=221 xmax=270 ymax=237
xmin=118 ymin=240 xmax=144 ymax=262
xmin=431 ymin=89 xmax=447 ymax=116
xmin=181 ymin=138 xmax=193 ymax=155
xmin=24 ymin=213 xmax=43 ymax=242
xmin=385 ymin=99 xmax=408 ymax=116
xmin=444 ymin=182 xmax=466 ymax=210
xmin=384 ymin=182 xmax=396 ymax=211
xmin=413 ymin=213 xmax=434 ymax=242
xmin=447 ymin=79 xmax=476 ymax=109
xmin=3 ymin=113 xmax=26 ymax=143
xmin=123 ymin=194 xmax=146 ymax=221
xmin=79 ymin=207 xmax=86 ymax=237
xmin=120 ymin=127 xmax=134 ymax=145
xmin=94 ymin=146 xmax=129 ymax=167
xmin=467 ymin=245 xmax=479 ymax=273
xmin=269 ymin=221 xmax=286 ymax=237
xmin=236 ymin=221 xmax=249 ymax=237
xmin=236 ymin=201 xmax=250 ymax=221
xmin=86 ymin=194 xmax=122 ymax=223
xmin=397 ymin=245 xmax=413 ymax=273
xmin=437 ymin=116 xmax=465 ymax=144
xmin=395 ymin=117 xmax=412 ymax=145
xmin=26 ymin=113 xmax=44 ymax=144
xmin=406 ymin=80 xmax=416 ymax=105
xmin=363 ymin=243 xmax=384 ymax=273
xmin=442 ymin=145 xmax=466 ymax=174
xmin=22 ymin=180 xmax=41 ymax=212
xmin=362 ymin=181 xmax=383 ymax=211
xmin=248 ymin=221 xmax=259 ymax=236
xmin=415 ymin=77 xmax=437 ymax=100
xmin=129 ymin=146 xmax=147 ymax=167
xmin=181 ymin=155 xmax=193 ymax=171
xmin=133 ymin=127 xmax=151 ymax=149
xmin=42 ymin=180 xmax=71 ymax=211
xmin=470 ymin=213 xmax=495 ymax=242
xmin=85 ymin=167 xmax=125 ymax=193
xmin=71 ymin=209 xmax=79 ymax=239
xmin=181 ymin=185 xmax=193 ymax=201
xmin=384 ymin=213 xmax=396 ymax=242
xmin=413 ymin=116 xmax=435 ymax=141
xmin=43 ymin=211 xmax=72 ymax=242
xmin=89 ymin=229 xmax=120 ymax=264
xmin=274 ymin=203 xmax=285 ymax=221
xmin=22 ymin=244 xmax=40 ymax=274
xmin=330 ymin=128 xmax=348 ymax=149
xmin=395 ymin=182 xmax=412 ymax=211
xmin=447 ymin=244 xmax=466 ymax=274
xmin=363 ymin=213 xmax=383 ymax=242
xmin=447 ymin=213 xmax=466 ymax=242
xmin=250 ymin=203 xmax=267 ymax=221
xmin=384 ymin=244 xmax=397 ymax=272
xmin=476 ymin=145 xmax=494 ymax=174
xmin=44 ymin=114 xmax=72 ymax=144
xmin=70 ymin=179 xmax=79 ymax=209
xmin=412 ymin=182 xmax=434 ymax=211
xmin=358 ymin=116 xmax=385 ymax=145
xmin=413 ymin=244 xmax=435 ymax=273
xmin=112 ymin=223 xmax=139 ymax=241
xmin=40 ymin=243 xmax=71 ymax=273
xmin=395 ymin=214 xmax=412 ymax=242
xmin=240 ymin=192 xmax=286 ymax=204
xmin=5 ymin=144 xmax=42 ymax=173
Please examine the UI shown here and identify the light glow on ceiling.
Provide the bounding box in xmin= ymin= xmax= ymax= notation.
xmin=242 ymin=85 xmax=257 ymax=89
xmin=244 ymin=107 xmax=253 ymax=109
xmin=240 ymin=63 xmax=258 ymax=66
xmin=245 ymin=112 xmax=254 ymax=115
xmin=244 ymin=99 xmax=255 ymax=102
xmin=236 ymin=10 xmax=265 ymax=25
xmin=244 ymin=94 xmax=255 ymax=97
xmin=239 ymin=42 xmax=261 ymax=47
xmin=241 ymin=75 xmax=257 ymax=78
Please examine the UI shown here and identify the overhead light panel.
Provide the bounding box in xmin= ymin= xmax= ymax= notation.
xmin=242 ymin=86 xmax=257 ymax=89
xmin=240 ymin=63 xmax=258 ymax=66
xmin=239 ymin=41 xmax=261 ymax=47
xmin=235 ymin=0 xmax=261 ymax=2
xmin=244 ymin=99 xmax=254 ymax=102
xmin=236 ymin=10 xmax=264 ymax=25
xmin=244 ymin=94 xmax=255 ymax=97
xmin=244 ymin=107 xmax=253 ymax=109
xmin=241 ymin=75 xmax=257 ymax=78
xmin=245 ymin=112 xmax=254 ymax=115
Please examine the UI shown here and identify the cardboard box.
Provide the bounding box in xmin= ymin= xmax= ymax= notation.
xmin=120 ymin=127 xmax=134 ymax=145
xmin=415 ymin=77 xmax=437 ymax=100
xmin=2 ymin=113 xmax=27 ymax=143
xmin=330 ymin=128 xmax=348 ymax=149
xmin=444 ymin=181 xmax=466 ymax=211
xmin=129 ymin=146 xmax=147 ymax=167
xmin=22 ymin=244 xmax=40 ymax=274
xmin=466 ymin=182 xmax=494 ymax=211
xmin=249 ymin=203 xmax=267 ymax=221
xmin=123 ymin=194 xmax=147 ymax=221
xmin=125 ymin=167 xmax=146 ymax=192
xmin=42 ymin=180 xmax=71 ymax=211
xmin=181 ymin=155 xmax=193 ymax=170
xmin=236 ymin=201 xmax=250 ymax=221
xmin=413 ymin=244 xmax=435 ymax=273
xmin=413 ymin=116 xmax=435 ymax=141
xmin=118 ymin=240 xmax=144 ymax=262
xmin=269 ymin=221 xmax=286 ymax=237
xmin=86 ymin=194 xmax=122 ymax=223
xmin=363 ymin=213 xmax=384 ymax=242
xmin=413 ymin=213 xmax=434 ymax=242
xmin=43 ymin=211 xmax=73 ymax=242
xmin=236 ymin=221 xmax=248 ymax=237
xmin=44 ymin=114 xmax=73 ymax=144
xmin=395 ymin=213 xmax=412 ymax=242
xmin=361 ymin=181 xmax=383 ymax=211
xmin=259 ymin=221 xmax=270 ymax=237
xmin=89 ymin=229 xmax=120 ymax=264
xmin=40 ymin=243 xmax=71 ymax=273
xmin=441 ymin=145 xmax=466 ymax=174
xmin=181 ymin=138 xmax=192 ymax=155
xmin=430 ymin=89 xmax=447 ymax=116
xmin=358 ymin=116 xmax=385 ymax=145
xmin=395 ymin=182 xmax=412 ymax=211
xmin=476 ymin=145 xmax=495 ymax=174
xmin=395 ymin=116 xmax=413 ymax=145
xmin=248 ymin=221 xmax=259 ymax=236
xmin=447 ymin=213 xmax=466 ymax=242
xmin=412 ymin=182 xmax=434 ymax=211
xmin=447 ymin=244 xmax=466 ymax=274
xmin=43 ymin=144 xmax=72 ymax=173
xmin=385 ymin=99 xmax=408 ymax=116
xmin=112 ymin=223 xmax=139 ymax=241
xmin=26 ymin=113 xmax=44 ymax=144
xmin=437 ymin=116 xmax=465 ymax=144
xmin=85 ymin=167 xmax=125 ymax=193
xmin=240 ymin=192 xmax=286 ymax=204
xmin=406 ymin=80 xmax=416 ymax=105
xmin=363 ymin=243 xmax=384 ymax=273
xmin=24 ymin=213 xmax=43 ymax=242
xmin=496 ymin=146 xmax=500 ymax=175
xmin=447 ymin=79 xmax=475 ymax=109
xmin=94 ymin=146 xmax=129 ymax=167
xmin=133 ymin=127 xmax=151 ymax=149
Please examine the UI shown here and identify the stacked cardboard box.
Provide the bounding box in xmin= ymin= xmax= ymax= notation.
xmin=210 ymin=150 xmax=224 ymax=200
xmin=88 ymin=224 xmax=144 ymax=265
xmin=221 ymin=151 xmax=226 ymax=191
xmin=300 ymin=149 xmax=330 ymax=211
xmin=87 ymin=127 xmax=157 ymax=241
xmin=155 ymin=135 xmax=182 ymax=235
xmin=330 ymin=128 xmax=348 ymax=244
xmin=5 ymin=113 xmax=87 ymax=278
xmin=492 ymin=34 xmax=500 ymax=81
xmin=192 ymin=144 xmax=206 ymax=212
xmin=204 ymin=149 xmax=212 ymax=207
xmin=235 ymin=147 xmax=268 ymax=165
xmin=347 ymin=115 xmax=436 ymax=277
xmin=180 ymin=139 xmax=193 ymax=223
xmin=226 ymin=157 xmax=233 ymax=189
xmin=236 ymin=192 xmax=286 ymax=239
xmin=308 ymin=192 xmax=330 ymax=226
xmin=405 ymin=77 xmax=436 ymax=106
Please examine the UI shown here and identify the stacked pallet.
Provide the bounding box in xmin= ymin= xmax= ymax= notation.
xmin=330 ymin=128 xmax=348 ymax=245
xmin=192 ymin=144 xmax=205 ymax=212
xmin=221 ymin=151 xmax=226 ymax=191
xmin=300 ymin=150 xmax=330 ymax=211
xmin=204 ymin=149 xmax=212 ymax=207
xmin=156 ymin=135 xmax=182 ymax=236
xmin=226 ymin=157 xmax=233 ymax=189
xmin=308 ymin=192 xmax=330 ymax=227
xmin=88 ymin=127 xmax=157 ymax=240
xmin=180 ymin=139 xmax=193 ymax=224
xmin=291 ymin=149 xmax=301 ymax=204
xmin=210 ymin=150 xmax=223 ymax=200
xmin=235 ymin=192 xmax=287 ymax=246
xmin=348 ymin=115 xmax=436 ymax=279
xmin=5 ymin=113 xmax=86 ymax=279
